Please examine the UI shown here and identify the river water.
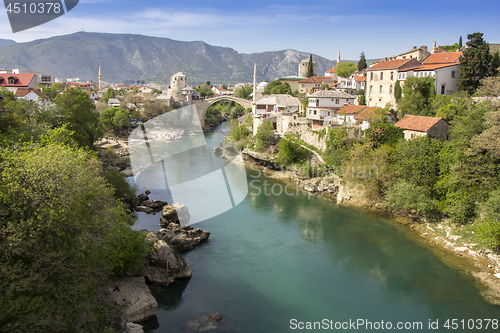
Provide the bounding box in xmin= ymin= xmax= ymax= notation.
xmin=130 ymin=122 xmax=500 ymax=333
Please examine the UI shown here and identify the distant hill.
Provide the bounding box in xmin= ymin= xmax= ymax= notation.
xmin=0 ymin=39 xmax=16 ymax=48
xmin=0 ymin=32 xmax=340 ymax=85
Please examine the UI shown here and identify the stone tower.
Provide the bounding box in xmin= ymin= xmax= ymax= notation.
xmin=169 ymin=72 xmax=187 ymax=102
xmin=298 ymin=58 xmax=317 ymax=77
xmin=98 ymin=65 xmax=102 ymax=90
xmin=337 ymin=48 xmax=341 ymax=64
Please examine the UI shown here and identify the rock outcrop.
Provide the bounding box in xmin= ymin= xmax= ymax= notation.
xmin=126 ymin=322 xmax=145 ymax=333
xmin=135 ymin=192 xmax=168 ymax=214
xmin=103 ymin=277 xmax=158 ymax=324
xmin=161 ymin=203 xmax=190 ymax=224
xmin=157 ymin=223 xmax=210 ymax=252
xmin=140 ymin=232 xmax=192 ymax=286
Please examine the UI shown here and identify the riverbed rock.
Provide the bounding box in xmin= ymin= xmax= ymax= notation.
xmin=157 ymin=225 xmax=210 ymax=252
xmin=140 ymin=232 xmax=192 ymax=286
xmin=185 ymin=313 xmax=233 ymax=332
xmin=213 ymin=146 xmax=223 ymax=154
xmin=137 ymin=193 xmax=149 ymax=202
xmin=161 ymin=203 xmax=190 ymax=224
xmin=121 ymin=167 xmax=134 ymax=177
xmin=126 ymin=322 xmax=144 ymax=333
xmin=140 ymin=200 xmax=169 ymax=209
xmin=103 ymin=276 xmax=158 ymax=324
xmin=135 ymin=206 xmax=154 ymax=214
xmin=208 ymin=313 xmax=222 ymax=322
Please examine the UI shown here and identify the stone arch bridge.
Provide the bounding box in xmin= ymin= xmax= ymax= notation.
xmin=194 ymin=96 xmax=253 ymax=126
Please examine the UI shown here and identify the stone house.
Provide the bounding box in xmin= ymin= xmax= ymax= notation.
xmin=306 ymin=90 xmax=355 ymax=128
xmin=330 ymin=105 xmax=392 ymax=130
xmin=395 ymin=115 xmax=449 ymax=141
xmin=298 ymin=76 xmax=336 ymax=94
xmin=252 ymin=94 xmax=301 ymax=135
xmin=365 ymin=58 xmax=421 ymax=108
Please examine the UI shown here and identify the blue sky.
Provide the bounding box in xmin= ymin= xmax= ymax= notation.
xmin=1 ymin=0 xmax=499 ymax=61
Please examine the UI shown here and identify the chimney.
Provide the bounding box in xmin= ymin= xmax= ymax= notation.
xmin=438 ymin=46 xmax=443 ymax=53
xmin=413 ymin=46 xmax=417 ymax=50
xmin=385 ymin=57 xmax=388 ymax=61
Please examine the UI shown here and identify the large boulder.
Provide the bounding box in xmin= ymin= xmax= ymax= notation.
xmin=140 ymin=200 xmax=169 ymax=209
xmin=126 ymin=322 xmax=144 ymax=333
xmin=103 ymin=277 xmax=158 ymax=324
xmin=161 ymin=203 xmax=190 ymax=224
xmin=140 ymin=232 xmax=192 ymax=286
xmin=157 ymin=224 xmax=210 ymax=252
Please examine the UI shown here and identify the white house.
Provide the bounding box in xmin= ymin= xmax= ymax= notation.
xmin=107 ymin=98 xmax=121 ymax=107
xmin=252 ymin=94 xmax=301 ymax=135
xmin=212 ymin=86 xmax=233 ymax=96
xmin=14 ymin=88 xmax=46 ymax=102
xmin=306 ymin=90 xmax=355 ymax=128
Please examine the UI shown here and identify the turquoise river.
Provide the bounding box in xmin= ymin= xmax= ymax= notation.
xmin=130 ymin=122 xmax=500 ymax=333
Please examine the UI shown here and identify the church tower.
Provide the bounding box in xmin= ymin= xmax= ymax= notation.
xmin=98 ymin=65 xmax=102 ymax=90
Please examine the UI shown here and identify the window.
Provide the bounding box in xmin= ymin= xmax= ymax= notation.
xmin=380 ymin=72 xmax=384 ymax=80
xmin=441 ymin=85 xmax=445 ymax=94
xmin=370 ymin=72 xmax=374 ymax=80
xmin=8 ymin=78 xmax=15 ymax=85
xmin=314 ymin=110 xmax=317 ymax=115
xmin=390 ymin=72 xmax=394 ymax=80
xmin=389 ymin=85 xmax=393 ymax=94
xmin=335 ymin=99 xmax=339 ymax=104
xmin=451 ymin=71 xmax=456 ymax=78
xmin=369 ymin=86 xmax=373 ymax=94
xmin=379 ymin=85 xmax=383 ymax=93
xmin=257 ymin=105 xmax=266 ymax=109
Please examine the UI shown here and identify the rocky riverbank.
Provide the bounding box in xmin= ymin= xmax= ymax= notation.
xmin=237 ymin=147 xmax=500 ymax=306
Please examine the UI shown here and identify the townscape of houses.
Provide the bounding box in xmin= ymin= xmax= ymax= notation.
xmin=250 ymin=42 xmax=472 ymax=143
xmin=1 ymin=40 xmax=496 ymax=144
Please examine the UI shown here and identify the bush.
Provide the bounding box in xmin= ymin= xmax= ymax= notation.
xmin=385 ymin=180 xmax=439 ymax=218
xmin=276 ymin=139 xmax=307 ymax=166
xmin=254 ymin=121 xmax=274 ymax=152
xmin=475 ymin=220 xmax=500 ymax=249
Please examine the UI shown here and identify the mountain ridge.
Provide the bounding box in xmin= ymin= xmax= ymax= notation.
xmin=0 ymin=32 xmax=357 ymax=85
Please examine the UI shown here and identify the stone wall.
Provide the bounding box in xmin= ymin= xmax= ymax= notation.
xmin=300 ymin=131 xmax=327 ymax=152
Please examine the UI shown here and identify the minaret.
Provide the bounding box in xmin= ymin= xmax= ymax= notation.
xmin=253 ymin=63 xmax=257 ymax=103
xmin=337 ymin=48 xmax=341 ymax=64
xmin=98 ymin=65 xmax=102 ymax=90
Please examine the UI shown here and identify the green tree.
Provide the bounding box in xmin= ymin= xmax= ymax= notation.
xmin=394 ymin=80 xmax=402 ymax=103
xmin=459 ymin=36 xmax=463 ymax=48
xmin=276 ymin=139 xmax=308 ymax=166
xmin=100 ymin=107 xmax=118 ymax=130
xmin=234 ymin=86 xmax=253 ymax=99
xmin=307 ymin=54 xmax=314 ymax=77
xmin=262 ymin=80 xmax=292 ymax=96
xmin=101 ymin=87 xmax=116 ymax=103
xmin=113 ymin=108 xmax=130 ymax=135
xmin=358 ymin=52 xmax=367 ymax=71
xmin=358 ymin=88 xmax=366 ymax=105
xmin=397 ymin=76 xmax=436 ymax=116
xmin=458 ymin=32 xmax=495 ymax=94
xmin=335 ymin=62 xmax=357 ymax=78
xmin=385 ymin=179 xmax=439 ymax=218
xmin=491 ymin=51 xmax=500 ymax=72
xmin=323 ymin=128 xmax=353 ymax=168
xmin=0 ymin=144 xmax=147 ymax=332
xmin=364 ymin=122 xmax=403 ymax=148
xmin=254 ymin=121 xmax=275 ymax=152
xmin=55 ymin=88 xmax=102 ymax=147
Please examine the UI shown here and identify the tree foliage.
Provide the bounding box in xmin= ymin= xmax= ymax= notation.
xmin=276 ymin=139 xmax=308 ymax=166
xmin=254 ymin=121 xmax=275 ymax=152
xmin=358 ymin=52 xmax=367 ymax=71
xmin=335 ymin=62 xmax=357 ymax=78
xmin=262 ymin=80 xmax=292 ymax=96
xmin=234 ymin=86 xmax=253 ymax=99
xmin=397 ymin=76 xmax=436 ymax=116
xmin=307 ymin=54 xmax=314 ymax=77
xmin=0 ymin=144 xmax=147 ymax=332
xmin=458 ymin=32 xmax=495 ymax=94
xmin=101 ymin=87 xmax=116 ymax=103
xmin=55 ymin=88 xmax=102 ymax=147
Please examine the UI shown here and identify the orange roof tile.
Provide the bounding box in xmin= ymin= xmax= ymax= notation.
xmin=299 ymin=76 xmax=332 ymax=83
xmin=354 ymin=76 xmax=366 ymax=82
xmin=367 ymin=58 xmax=419 ymax=71
xmin=337 ymin=105 xmax=376 ymax=115
xmin=400 ymin=63 xmax=459 ymax=72
xmin=326 ymin=68 xmax=336 ymax=73
xmin=395 ymin=115 xmax=445 ymax=132
xmin=354 ymin=107 xmax=391 ymax=120
xmin=422 ymin=52 xmax=462 ymax=64
xmin=0 ymin=73 xmax=36 ymax=87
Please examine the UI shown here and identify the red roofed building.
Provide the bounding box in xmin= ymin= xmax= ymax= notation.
xmin=0 ymin=73 xmax=38 ymax=92
xmin=14 ymin=88 xmax=47 ymax=102
xmin=298 ymin=76 xmax=336 ymax=94
xmin=333 ymin=105 xmax=394 ymax=130
xmin=366 ymin=58 xmax=421 ymax=108
xmin=395 ymin=115 xmax=449 ymax=141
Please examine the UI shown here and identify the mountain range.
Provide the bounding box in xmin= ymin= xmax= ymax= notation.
xmin=0 ymin=32 xmax=345 ymax=85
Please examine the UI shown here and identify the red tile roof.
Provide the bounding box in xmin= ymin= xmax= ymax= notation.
xmin=14 ymin=88 xmax=46 ymax=98
xmin=326 ymin=68 xmax=336 ymax=73
xmin=423 ymin=52 xmax=462 ymax=64
xmin=299 ymin=76 xmax=332 ymax=83
xmin=354 ymin=107 xmax=391 ymax=120
xmin=400 ymin=63 xmax=459 ymax=72
xmin=0 ymin=73 xmax=36 ymax=87
xmin=395 ymin=115 xmax=445 ymax=132
xmin=354 ymin=76 xmax=367 ymax=82
xmin=337 ymin=105 xmax=377 ymax=115
xmin=367 ymin=58 xmax=419 ymax=71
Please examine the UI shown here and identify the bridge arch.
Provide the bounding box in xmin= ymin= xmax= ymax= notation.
xmin=194 ymin=95 xmax=253 ymax=126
